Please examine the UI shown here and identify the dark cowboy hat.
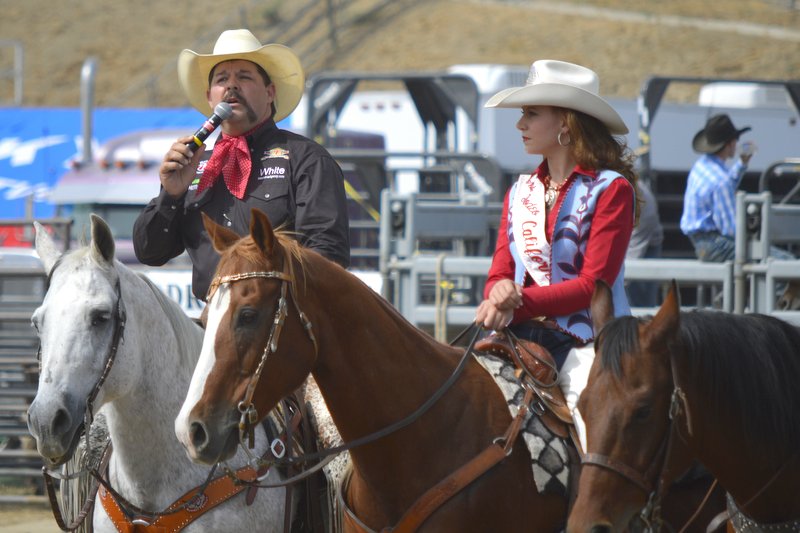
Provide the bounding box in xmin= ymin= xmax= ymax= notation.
xmin=692 ymin=114 xmax=751 ymax=154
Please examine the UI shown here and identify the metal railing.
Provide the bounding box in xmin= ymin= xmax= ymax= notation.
xmin=0 ymin=263 xmax=46 ymax=503
xmin=735 ymin=191 xmax=800 ymax=314
xmin=384 ymin=256 xmax=737 ymax=336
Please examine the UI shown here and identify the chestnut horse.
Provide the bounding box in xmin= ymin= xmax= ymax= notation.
xmin=568 ymin=281 xmax=800 ymax=532
xmin=175 ymin=210 xmax=567 ymax=531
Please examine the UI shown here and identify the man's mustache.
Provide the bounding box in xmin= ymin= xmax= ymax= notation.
xmin=223 ymin=90 xmax=246 ymax=105
xmin=222 ymin=90 xmax=258 ymax=123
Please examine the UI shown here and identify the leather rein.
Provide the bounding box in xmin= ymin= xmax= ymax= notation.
xmin=208 ymin=268 xmax=536 ymax=532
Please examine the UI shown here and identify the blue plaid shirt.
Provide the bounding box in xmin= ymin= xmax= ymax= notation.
xmin=680 ymin=154 xmax=746 ymax=238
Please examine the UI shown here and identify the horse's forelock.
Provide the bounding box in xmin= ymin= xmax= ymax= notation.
xmin=218 ymin=229 xmax=309 ymax=299
xmin=50 ymin=247 xmax=115 ymax=289
xmin=596 ymin=315 xmax=642 ymax=377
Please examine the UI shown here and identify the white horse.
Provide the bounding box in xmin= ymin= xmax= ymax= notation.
xmin=26 ymin=215 xmax=289 ymax=532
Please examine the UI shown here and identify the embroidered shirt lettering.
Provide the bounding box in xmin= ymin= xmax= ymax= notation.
xmin=259 ymin=166 xmax=286 ymax=179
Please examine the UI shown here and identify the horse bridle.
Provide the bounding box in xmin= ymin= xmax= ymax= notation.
xmin=39 ymin=258 xmax=128 ymax=531
xmin=39 ymin=258 xmax=128 ymax=454
xmin=41 ymin=265 xmax=224 ymax=531
xmin=580 ymin=349 xmax=693 ymax=532
xmin=206 ymin=269 xmax=318 ymax=453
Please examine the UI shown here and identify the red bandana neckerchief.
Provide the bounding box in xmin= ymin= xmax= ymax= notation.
xmin=197 ymin=119 xmax=268 ymax=199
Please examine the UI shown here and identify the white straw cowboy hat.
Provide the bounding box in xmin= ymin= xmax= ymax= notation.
xmin=485 ymin=59 xmax=628 ymax=135
xmin=177 ymin=29 xmax=305 ymax=122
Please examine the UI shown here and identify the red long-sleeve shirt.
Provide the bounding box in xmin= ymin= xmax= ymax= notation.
xmin=485 ymin=165 xmax=634 ymax=324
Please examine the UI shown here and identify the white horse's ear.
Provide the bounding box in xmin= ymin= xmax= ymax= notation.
xmin=34 ymin=221 xmax=61 ymax=274
xmin=90 ymin=214 xmax=115 ymax=265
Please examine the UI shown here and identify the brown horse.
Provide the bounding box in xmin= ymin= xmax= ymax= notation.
xmin=175 ymin=209 xmax=567 ymax=532
xmin=568 ymin=281 xmax=800 ymax=532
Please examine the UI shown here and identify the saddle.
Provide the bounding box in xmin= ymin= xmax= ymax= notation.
xmin=474 ymin=332 xmax=574 ymax=439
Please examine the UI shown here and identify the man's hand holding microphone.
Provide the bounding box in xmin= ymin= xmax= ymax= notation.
xmin=160 ymin=102 xmax=233 ymax=199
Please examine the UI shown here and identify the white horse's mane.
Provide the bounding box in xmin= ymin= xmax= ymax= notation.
xmin=133 ymin=271 xmax=201 ymax=368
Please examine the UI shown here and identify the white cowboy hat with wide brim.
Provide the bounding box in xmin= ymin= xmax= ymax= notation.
xmin=485 ymin=59 xmax=628 ymax=135
xmin=177 ymin=29 xmax=305 ymax=123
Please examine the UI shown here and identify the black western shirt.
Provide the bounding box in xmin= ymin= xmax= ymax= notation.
xmin=133 ymin=120 xmax=350 ymax=300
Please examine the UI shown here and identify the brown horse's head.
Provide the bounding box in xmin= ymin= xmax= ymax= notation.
xmin=175 ymin=210 xmax=318 ymax=465
xmin=567 ymin=280 xmax=693 ymax=533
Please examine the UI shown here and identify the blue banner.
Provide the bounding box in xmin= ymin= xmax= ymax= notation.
xmin=0 ymin=108 xmax=206 ymax=220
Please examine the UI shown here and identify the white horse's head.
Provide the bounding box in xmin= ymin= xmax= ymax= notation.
xmin=27 ymin=215 xmax=138 ymax=466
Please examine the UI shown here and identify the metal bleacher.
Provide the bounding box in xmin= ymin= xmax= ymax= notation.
xmin=735 ymin=189 xmax=800 ymax=322
xmin=0 ymin=264 xmax=47 ymax=502
xmin=0 ymin=219 xmax=71 ymax=503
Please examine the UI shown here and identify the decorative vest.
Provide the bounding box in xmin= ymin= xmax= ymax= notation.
xmin=508 ymin=170 xmax=632 ymax=342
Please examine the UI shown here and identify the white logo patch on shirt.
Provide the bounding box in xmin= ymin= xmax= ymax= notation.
xmin=259 ymin=166 xmax=286 ymax=179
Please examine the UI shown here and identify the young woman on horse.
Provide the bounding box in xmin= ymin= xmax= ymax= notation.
xmin=474 ymin=59 xmax=639 ymax=447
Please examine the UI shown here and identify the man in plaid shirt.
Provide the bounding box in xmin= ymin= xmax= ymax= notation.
xmin=680 ymin=114 xmax=792 ymax=262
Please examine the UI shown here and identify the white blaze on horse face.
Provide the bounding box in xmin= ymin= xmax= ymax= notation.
xmin=175 ymin=284 xmax=231 ymax=450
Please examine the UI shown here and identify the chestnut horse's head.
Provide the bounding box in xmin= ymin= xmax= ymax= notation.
xmin=567 ymin=281 xmax=692 ymax=533
xmin=175 ymin=210 xmax=318 ymax=465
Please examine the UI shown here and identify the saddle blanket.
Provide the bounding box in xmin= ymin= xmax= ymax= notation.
xmin=475 ymin=354 xmax=571 ymax=497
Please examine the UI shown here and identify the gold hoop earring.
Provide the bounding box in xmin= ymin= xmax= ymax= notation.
xmin=557 ymin=132 xmax=571 ymax=147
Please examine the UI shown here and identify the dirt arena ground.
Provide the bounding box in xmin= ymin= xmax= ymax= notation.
xmin=2 ymin=0 xmax=799 ymax=108
xmin=1 ymin=0 xmax=799 ymax=528
xmin=0 ymin=502 xmax=60 ymax=532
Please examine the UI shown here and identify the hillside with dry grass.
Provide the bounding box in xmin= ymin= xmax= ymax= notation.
xmin=2 ymin=0 xmax=799 ymax=108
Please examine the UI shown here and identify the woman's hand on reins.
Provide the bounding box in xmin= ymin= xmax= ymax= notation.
xmin=475 ymin=299 xmax=514 ymax=331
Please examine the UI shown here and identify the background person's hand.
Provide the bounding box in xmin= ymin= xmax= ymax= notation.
xmin=159 ymin=136 xmax=206 ymax=199
xmin=739 ymin=140 xmax=756 ymax=166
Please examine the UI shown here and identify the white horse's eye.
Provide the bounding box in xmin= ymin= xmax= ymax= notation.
xmin=91 ymin=312 xmax=111 ymax=327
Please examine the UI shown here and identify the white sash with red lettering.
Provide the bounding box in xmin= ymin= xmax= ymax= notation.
xmin=510 ymin=173 xmax=551 ymax=287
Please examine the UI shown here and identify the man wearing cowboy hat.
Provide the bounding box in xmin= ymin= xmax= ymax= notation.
xmin=680 ymin=113 xmax=761 ymax=262
xmin=133 ymin=29 xmax=350 ymax=301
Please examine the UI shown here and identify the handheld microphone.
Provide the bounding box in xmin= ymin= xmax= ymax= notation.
xmin=186 ymin=102 xmax=233 ymax=152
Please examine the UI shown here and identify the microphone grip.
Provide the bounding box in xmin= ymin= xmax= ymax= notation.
xmin=186 ymin=113 xmax=224 ymax=151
